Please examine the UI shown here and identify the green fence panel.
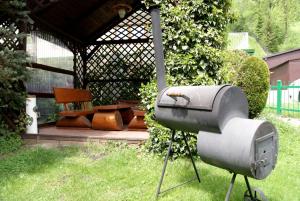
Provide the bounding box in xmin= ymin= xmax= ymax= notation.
xmin=267 ymin=80 xmax=300 ymax=118
xmin=276 ymin=80 xmax=282 ymax=114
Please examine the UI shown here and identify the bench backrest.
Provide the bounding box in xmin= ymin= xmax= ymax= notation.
xmin=53 ymin=88 xmax=92 ymax=103
xmin=53 ymin=87 xmax=93 ymax=111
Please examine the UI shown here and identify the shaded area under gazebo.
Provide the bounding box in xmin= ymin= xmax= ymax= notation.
xmin=2 ymin=0 xmax=167 ymax=144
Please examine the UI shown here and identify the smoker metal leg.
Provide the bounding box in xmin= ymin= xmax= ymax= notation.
xmin=225 ymin=174 xmax=267 ymax=201
xmin=244 ymin=176 xmax=254 ymax=200
xmin=182 ymin=131 xmax=201 ymax=183
xmin=156 ymin=130 xmax=175 ymax=199
xmin=225 ymin=173 xmax=237 ymax=201
xmin=156 ymin=130 xmax=200 ymax=199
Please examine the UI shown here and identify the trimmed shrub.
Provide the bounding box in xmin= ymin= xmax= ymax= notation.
xmin=218 ymin=50 xmax=249 ymax=84
xmin=218 ymin=52 xmax=269 ymax=118
xmin=236 ymin=57 xmax=270 ymax=118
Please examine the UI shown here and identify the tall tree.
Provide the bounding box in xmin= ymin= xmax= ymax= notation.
xmin=230 ymin=0 xmax=296 ymax=53
xmin=0 ymin=0 xmax=29 ymax=142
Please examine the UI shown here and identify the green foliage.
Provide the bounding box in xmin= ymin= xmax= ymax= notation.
xmin=219 ymin=53 xmax=269 ymax=118
xmin=0 ymin=49 xmax=28 ymax=110
xmin=218 ymin=50 xmax=249 ymax=84
xmin=236 ymin=57 xmax=270 ymax=118
xmin=139 ymin=80 xmax=198 ymax=158
xmin=0 ymin=0 xmax=29 ymax=153
xmin=0 ymin=123 xmax=22 ymax=154
xmin=46 ymin=115 xmax=59 ymax=123
xmin=230 ymin=0 xmax=300 ymax=53
xmin=163 ymin=0 xmax=233 ymax=82
xmin=259 ymin=20 xmax=285 ymax=53
xmin=145 ymin=0 xmax=233 ymax=83
xmin=279 ymin=21 xmax=300 ymax=51
xmin=140 ymin=0 xmax=233 ymax=158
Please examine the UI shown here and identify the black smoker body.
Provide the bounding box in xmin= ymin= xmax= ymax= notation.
xmin=154 ymin=85 xmax=278 ymax=201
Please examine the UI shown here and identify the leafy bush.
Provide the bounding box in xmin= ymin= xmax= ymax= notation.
xmin=219 ymin=52 xmax=270 ymax=118
xmin=218 ymin=50 xmax=249 ymax=84
xmin=140 ymin=0 xmax=233 ymax=158
xmin=139 ymin=79 xmax=198 ymax=158
xmin=0 ymin=122 xmax=22 ymax=154
xmin=236 ymin=57 xmax=270 ymax=119
xmin=144 ymin=0 xmax=233 ymax=83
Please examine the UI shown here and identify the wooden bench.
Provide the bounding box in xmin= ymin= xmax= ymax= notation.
xmin=128 ymin=109 xmax=147 ymax=130
xmin=92 ymin=104 xmax=133 ymax=131
xmin=116 ymin=100 xmax=147 ymax=131
xmin=53 ymin=87 xmax=94 ymax=128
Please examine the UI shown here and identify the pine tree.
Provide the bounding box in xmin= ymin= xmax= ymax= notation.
xmin=0 ymin=0 xmax=29 ymax=145
xmin=255 ymin=14 xmax=264 ymax=39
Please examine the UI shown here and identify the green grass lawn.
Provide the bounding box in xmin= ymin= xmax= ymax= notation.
xmin=0 ymin=113 xmax=299 ymax=201
xmin=266 ymin=100 xmax=300 ymax=119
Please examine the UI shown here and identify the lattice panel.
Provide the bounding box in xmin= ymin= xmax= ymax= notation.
xmin=88 ymin=80 xmax=144 ymax=105
xmin=87 ymin=43 xmax=155 ymax=80
xmin=0 ymin=20 xmax=21 ymax=50
xmin=86 ymin=42 xmax=155 ymax=104
xmin=73 ymin=8 xmax=156 ymax=105
xmin=98 ymin=10 xmax=152 ymax=41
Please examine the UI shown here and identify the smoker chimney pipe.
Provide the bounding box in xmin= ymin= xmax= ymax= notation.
xmin=150 ymin=7 xmax=167 ymax=92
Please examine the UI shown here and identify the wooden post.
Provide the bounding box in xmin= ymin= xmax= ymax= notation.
xmin=79 ymin=47 xmax=88 ymax=89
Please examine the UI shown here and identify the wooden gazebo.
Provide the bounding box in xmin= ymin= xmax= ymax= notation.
xmin=26 ymin=0 xmax=165 ymax=105
xmin=2 ymin=0 xmax=167 ymax=144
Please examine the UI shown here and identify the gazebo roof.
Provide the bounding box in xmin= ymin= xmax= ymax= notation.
xmin=27 ymin=0 xmax=143 ymax=45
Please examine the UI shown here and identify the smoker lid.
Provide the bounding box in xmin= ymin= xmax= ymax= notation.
xmin=157 ymin=85 xmax=229 ymax=110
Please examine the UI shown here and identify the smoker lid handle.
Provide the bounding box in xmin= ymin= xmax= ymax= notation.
xmin=166 ymin=92 xmax=185 ymax=97
xmin=166 ymin=92 xmax=190 ymax=102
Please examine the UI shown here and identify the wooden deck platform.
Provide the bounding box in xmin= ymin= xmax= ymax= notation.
xmin=22 ymin=126 xmax=149 ymax=146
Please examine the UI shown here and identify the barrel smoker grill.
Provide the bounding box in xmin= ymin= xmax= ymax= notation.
xmin=154 ymin=85 xmax=278 ymax=201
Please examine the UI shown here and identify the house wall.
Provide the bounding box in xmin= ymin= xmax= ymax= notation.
xmin=288 ymin=79 xmax=300 ymax=102
xmin=288 ymin=60 xmax=300 ymax=83
xmin=265 ymin=49 xmax=300 ymax=69
xmin=270 ymin=62 xmax=289 ymax=85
